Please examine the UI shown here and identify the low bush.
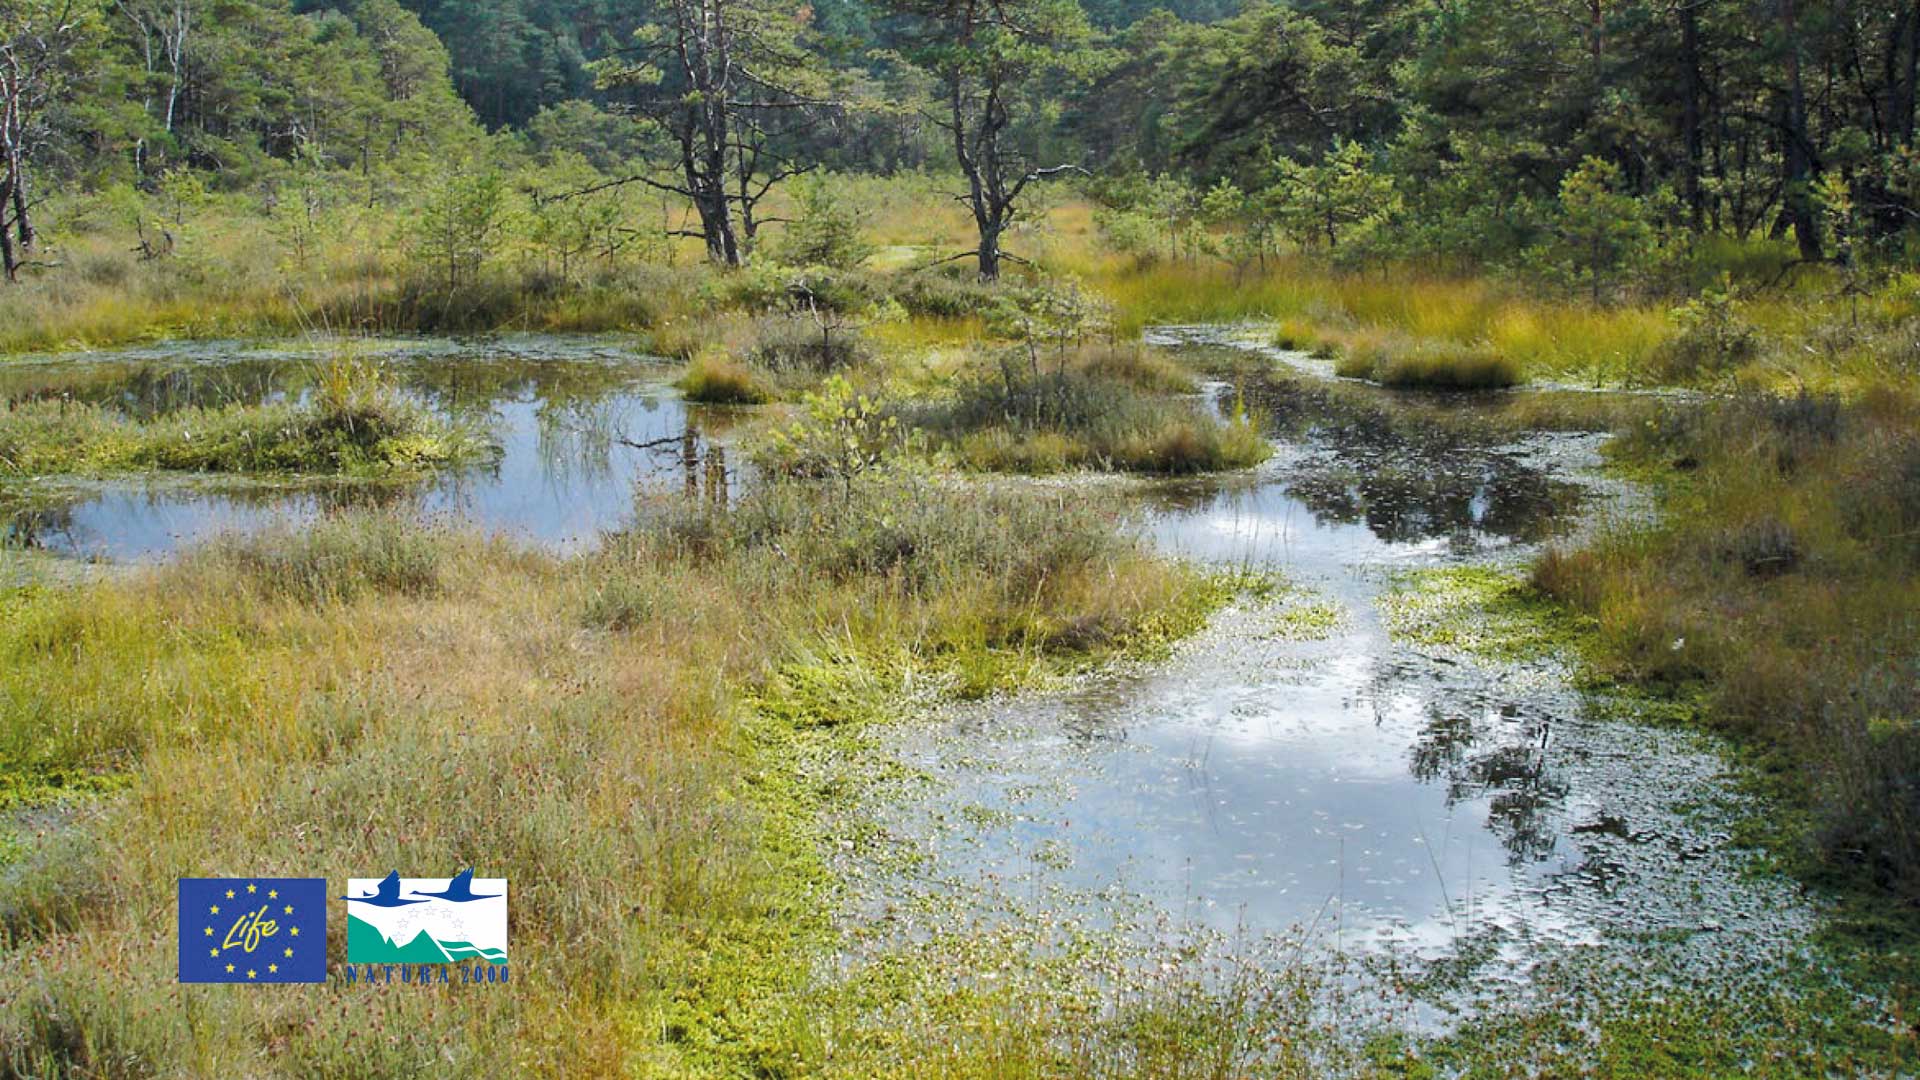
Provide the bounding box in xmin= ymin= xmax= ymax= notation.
xmin=1653 ymin=286 xmax=1764 ymax=383
xmin=747 ymin=313 xmax=867 ymax=373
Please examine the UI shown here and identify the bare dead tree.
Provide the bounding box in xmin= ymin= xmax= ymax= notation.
xmin=1 ymin=0 xmax=95 ymax=280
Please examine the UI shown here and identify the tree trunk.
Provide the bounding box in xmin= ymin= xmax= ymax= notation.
xmin=12 ymin=162 xmax=33 ymax=251
xmin=977 ymin=224 xmax=1001 ymax=280
xmin=0 ymin=174 xmax=17 ymax=282
xmin=1680 ymin=1 xmax=1706 ymax=232
xmin=1778 ymin=0 xmax=1824 ymax=260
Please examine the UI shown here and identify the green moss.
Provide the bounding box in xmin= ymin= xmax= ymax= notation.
xmin=1380 ymin=566 xmax=1596 ymax=664
xmin=1404 ymin=952 xmax=1918 ymax=1078
xmin=1269 ymin=584 xmax=1349 ymax=641
xmin=653 ymin=567 xmax=1259 ymax=1074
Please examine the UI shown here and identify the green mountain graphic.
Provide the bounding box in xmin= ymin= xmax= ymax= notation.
xmin=348 ymin=915 xmax=506 ymax=964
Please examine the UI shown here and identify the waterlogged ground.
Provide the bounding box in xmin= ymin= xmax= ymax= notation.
xmin=2 ymin=331 xmax=1896 ymax=1068
xmin=0 ymin=335 xmax=736 ymax=559
xmin=821 ymin=331 xmax=1851 ymax=1055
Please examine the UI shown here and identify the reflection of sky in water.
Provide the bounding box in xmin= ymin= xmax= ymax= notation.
xmin=1 ymin=339 xmax=731 ymax=560
xmin=879 ymin=366 xmax=1616 ymax=956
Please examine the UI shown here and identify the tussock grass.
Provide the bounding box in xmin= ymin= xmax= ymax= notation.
xmin=907 ymin=346 xmax=1267 ymax=476
xmin=1331 ymin=332 xmax=1524 ymax=390
xmin=677 ymin=350 xmax=773 ymax=405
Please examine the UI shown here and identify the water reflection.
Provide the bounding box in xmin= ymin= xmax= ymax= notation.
xmin=875 ymin=353 xmax=1629 ymax=954
xmin=0 ymin=337 xmax=740 ymax=559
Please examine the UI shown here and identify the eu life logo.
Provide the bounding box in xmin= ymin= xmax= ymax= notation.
xmin=177 ymin=878 xmax=327 ymax=984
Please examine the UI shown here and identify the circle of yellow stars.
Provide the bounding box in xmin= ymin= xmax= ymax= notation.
xmin=202 ymin=883 xmax=297 ymax=970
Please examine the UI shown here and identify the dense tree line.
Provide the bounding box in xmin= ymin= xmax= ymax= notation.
xmin=10 ymin=0 xmax=1920 ymax=284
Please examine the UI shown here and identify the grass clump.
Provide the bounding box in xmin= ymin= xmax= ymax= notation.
xmin=909 ymin=347 xmax=1269 ymax=476
xmin=1333 ymin=333 xmax=1525 ymax=390
xmin=0 ymin=358 xmax=491 ymax=478
xmin=185 ymin=512 xmax=455 ymax=604
xmin=677 ymin=349 xmax=774 ymax=404
xmin=1533 ymin=385 xmax=1920 ymax=902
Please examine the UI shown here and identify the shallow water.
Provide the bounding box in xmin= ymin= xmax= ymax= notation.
xmin=839 ymin=329 xmax=1812 ymax=996
xmin=3 ymin=330 xmax=1817 ymax=995
xmin=0 ymin=336 xmax=737 ymax=558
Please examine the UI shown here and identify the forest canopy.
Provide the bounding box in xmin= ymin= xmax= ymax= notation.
xmin=5 ymin=0 xmax=1918 ymax=284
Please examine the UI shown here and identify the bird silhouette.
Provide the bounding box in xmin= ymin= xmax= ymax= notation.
xmin=407 ymin=869 xmax=500 ymax=903
xmin=342 ymin=871 xmax=426 ymax=907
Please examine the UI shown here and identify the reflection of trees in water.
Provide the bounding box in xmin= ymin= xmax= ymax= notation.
xmin=1 ymin=361 xmax=296 ymax=419
xmin=398 ymin=358 xmax=642 ymax=419
xmin=1223 ymin=375 xmax=1585 ymax=548
xmin=613 ymin=422 xmax=736 ymax=506
xmin=2 ymin=355 xmax=651 ymax=430
xmin=1408 ymin=698 xmax=1568 ymax=866
xmin=1 ymin=499 xmax=77 ymax=550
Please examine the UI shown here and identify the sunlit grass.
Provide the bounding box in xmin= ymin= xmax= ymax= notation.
xmin=0 ymin=473 xmax=1239 ymax=1074
xmin=677 ymin=349 xmax=774 ymax=405
xmin=1534 ymin=384 xmax=1920 ymax=898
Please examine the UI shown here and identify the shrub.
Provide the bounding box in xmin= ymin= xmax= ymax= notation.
xmin=748 ymin=313 xmax=866 ymax=373
xmin=775 ymin=176 xmax=876 ymax=270
xmin=1654 ymin=285 xmax=1763 ymax=383
xmin=892 ymin=270 xmax=1022 ymax=320
xmin=760 ymin=376 xmax=906 ymax=494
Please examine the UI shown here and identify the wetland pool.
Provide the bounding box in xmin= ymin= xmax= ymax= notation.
xmin=0 ymin=335 xmax=737 ymax=559
xmin=830 ymin=329 xmax=1819 ymax=1018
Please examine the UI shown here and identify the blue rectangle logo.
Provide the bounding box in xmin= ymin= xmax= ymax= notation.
xmin=177 ymin=878 xmax=327 ymax=984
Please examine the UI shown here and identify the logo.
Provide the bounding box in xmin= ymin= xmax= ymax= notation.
xmin=343 ymin=871 xmax=507 ymax=968
xmin=177 ymin=878 xmax=328 ymax=984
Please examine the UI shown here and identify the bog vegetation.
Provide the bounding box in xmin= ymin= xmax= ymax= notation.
xmin=4 ymin=0 xmax=1920 ymax=1073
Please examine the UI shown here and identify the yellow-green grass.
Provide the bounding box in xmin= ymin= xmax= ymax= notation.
xmin=0 ymin=473 xmax=1239 ymax=1075
xmin=677 ymin=349 xmax=774 ymax=405
xmin=0 ymin=356 xmax=490 ymax=478
xmin=12 ymin=183 xmax=1920 ymax=399
xmin=1534 ymin=384 xmax=1920 ymax=901
xmin=1330 ymin=331 xmax=1525 ymax=390
xmin=1057 ymin=251 xmax=1669 ymax=384
xmin=906 ymin=346 xmax=1268 ymax=477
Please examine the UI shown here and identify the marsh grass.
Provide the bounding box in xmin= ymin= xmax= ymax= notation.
xmin=677 ymin=349 xmax=774 ymax=405
xmin=0 ymin=358 xmax=491 ymax=477
xmin=1534 ymin=385 xmax=1920 ymax=900
xmin=8 ymin=189 xmax=1917 ymax=399
xmin=0 ymin=472 xmax=1235 ymax=1075
xmin=906 ymin=346 xmax=1268 ymax=476
xmin=1331 ymin=333 xmax=1524 ymax=390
